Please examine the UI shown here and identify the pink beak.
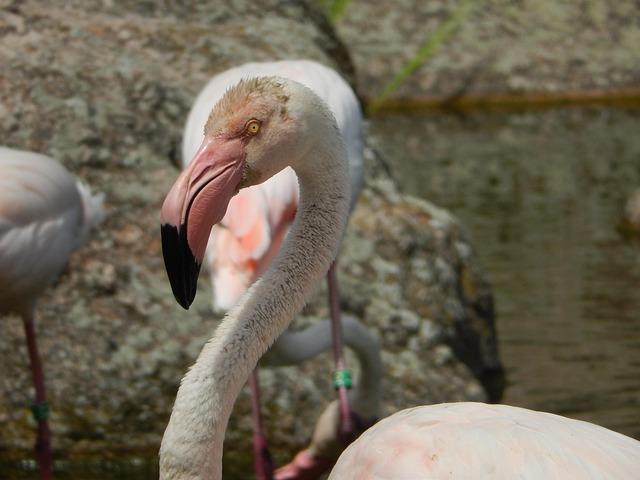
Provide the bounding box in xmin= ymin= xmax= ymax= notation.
xmin=160 ymin=136 xmax=246 ymax=309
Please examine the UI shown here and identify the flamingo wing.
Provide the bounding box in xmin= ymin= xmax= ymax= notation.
xmin=206 ymin=184 xmax=271 ymax=311
xmin=206 ymin=168 xmax=298 ymax=311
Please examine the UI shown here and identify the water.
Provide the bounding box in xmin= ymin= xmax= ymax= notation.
xmin=370 ymin=108 xmax=640 ymax=439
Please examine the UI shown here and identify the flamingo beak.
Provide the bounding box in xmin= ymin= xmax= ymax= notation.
xmin=160 ymin=136 xmax=246 ymax=309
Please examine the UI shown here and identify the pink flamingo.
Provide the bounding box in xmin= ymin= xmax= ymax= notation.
xmin=159 ymin=76 xmax=640 ymax=479
xmin=180 ymin=60 xmax=372 ymax=479
xmin=0 ymin=147 xmax=104 ymax=479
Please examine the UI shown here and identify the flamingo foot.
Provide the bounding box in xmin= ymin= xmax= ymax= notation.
xmin=273 ymin=449 xmax=333 ymax=480
xmin=275 ymin=413 xmax=377 ymax=480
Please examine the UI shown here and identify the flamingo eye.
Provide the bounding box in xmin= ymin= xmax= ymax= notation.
xmin=245 ymin=119 xmax=261 ymax=136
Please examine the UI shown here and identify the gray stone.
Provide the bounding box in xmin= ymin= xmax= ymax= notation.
xmin=334 ymin=0 xmax=640 ymax=100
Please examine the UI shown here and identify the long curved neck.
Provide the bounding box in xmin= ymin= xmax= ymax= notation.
xmin=159 ymin=140 xmax=349 ymax=480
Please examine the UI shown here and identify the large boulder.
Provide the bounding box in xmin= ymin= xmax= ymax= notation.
xmin=335 ymin=0 xmax=640 ymax=100
xmin=0 ymin=0 xmax=501 ymax=475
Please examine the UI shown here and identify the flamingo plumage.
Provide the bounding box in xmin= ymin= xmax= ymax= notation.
xmin=330 ymin=402 xmax=640 ymax=479
xmin=159 ymin=76 xmax=640 ymax=479
xmin=0 ymin=146 xmax=104 ymax=479
xmin=181 ymin=60 xmax=373 ymax=478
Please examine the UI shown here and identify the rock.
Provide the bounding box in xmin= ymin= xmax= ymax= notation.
xmin=333 ymin=0 xmax=640 ymax=100
xmin=0 ymin=0 xmax=502 ymax=474
xmin=342 ymin=163 xmax=503 ymax=400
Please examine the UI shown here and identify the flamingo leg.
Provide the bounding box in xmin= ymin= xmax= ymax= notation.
xmin=249 ymin=368 xmax=275 ymax=480
xmin=22 ymin=308 xmax=52 ymax=480
xmin=327 ymin=261 xmax=354 ymax=443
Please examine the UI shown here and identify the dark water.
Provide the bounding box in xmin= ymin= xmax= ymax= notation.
xmin=371 ymin=108 xmax=640 ymax=439
xmin=0 ymin=459 xmax=158 ymax=479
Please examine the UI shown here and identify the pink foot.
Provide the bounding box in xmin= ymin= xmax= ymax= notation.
xmin=275 ymin=414 xmax=377 ymax=480
xmin=274 ymin=449 xmax=333 ymax=480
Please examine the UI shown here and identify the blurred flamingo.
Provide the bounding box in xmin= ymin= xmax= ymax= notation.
xmin=0 ymin=147 xmax=104 ymax=479
xmin=181 ymin=60 xmax=371 ymax=479
xmin=262 ymin=313 xmax=381 ymax=480
xmin=159 ymin=75 xmax=640 ymax=480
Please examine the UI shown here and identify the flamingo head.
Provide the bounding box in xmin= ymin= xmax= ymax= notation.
xmin=161 ymin=77 xmax=316 ymax=309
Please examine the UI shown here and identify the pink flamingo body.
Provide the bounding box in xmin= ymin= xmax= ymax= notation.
xmin=159 ymin=76 xmax=640 ymax=479
xmin=330 ymin=402 xmax=640 ymax=479
xmin=207 ymin=168 xmax=298 ymax=312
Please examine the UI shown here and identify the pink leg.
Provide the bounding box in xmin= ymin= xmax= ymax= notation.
xmin=249 ymin=368 xmax=274 ymax=480
xmin=273 ymin=263 xmax=357 ymax=480
xmin=327 ymin=262 xmax=354 ymax=443
xmin=22 ymin=309 xmax=52 ymax=480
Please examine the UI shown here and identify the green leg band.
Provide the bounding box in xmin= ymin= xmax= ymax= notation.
xmin=333 ymin=369 xmax=353 ymax=389
xmin=30 ymin=402 xmax=49 ymax=422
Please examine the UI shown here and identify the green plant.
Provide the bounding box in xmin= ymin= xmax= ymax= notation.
xmin=368 ymin=0 xmax=476 ymax=114
xmin=322 ymin=0 xmax=352 ymax=23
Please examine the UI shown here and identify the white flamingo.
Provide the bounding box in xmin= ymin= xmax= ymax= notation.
xmin=0 ymin=147 xmax=104 ymax=479
xmin=159 ymin=77 xmax=640 ymax=479
xmin=180 ymin=60 xmax=376 ymax=479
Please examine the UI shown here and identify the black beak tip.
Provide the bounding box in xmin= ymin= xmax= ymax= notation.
xmin=161 ymin=223 xmax=201 ymax=310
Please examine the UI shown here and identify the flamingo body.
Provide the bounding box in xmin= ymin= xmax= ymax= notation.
xmin=0 ymin=146 xmax=104 ymax=478
xmin=0 ymin=147 xmax=104 ymax=315
xmin=329 ymin=402 xmax=640 ymax=479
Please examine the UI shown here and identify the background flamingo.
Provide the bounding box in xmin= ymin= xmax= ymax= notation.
xmin=180 ymin=60 xmax=369 ymax=478
xmin=262 ymin=314 xmax=381 ymax=479
xmin=159 ymin=76 xmax=640 ymax=479
xmin=0 ymin=147 xmax=104 ymax=479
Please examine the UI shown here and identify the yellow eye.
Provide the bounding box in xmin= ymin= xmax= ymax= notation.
xmin=245 ymin=119 xmax=261 ymax=135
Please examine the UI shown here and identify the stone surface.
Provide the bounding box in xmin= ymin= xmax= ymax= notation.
xmin=0 ymin=0 xmax=500 ymax=473
xmin=333 ymin=0 xmax=640 ymax=100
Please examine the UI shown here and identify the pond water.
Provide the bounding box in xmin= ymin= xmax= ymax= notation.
xmin=370 ymin=107 xmax=640 ymax=439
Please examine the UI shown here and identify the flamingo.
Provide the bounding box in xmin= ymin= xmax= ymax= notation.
xmin=180 ymin=60 xmax=371 ymax=478
xmin=0 ymin=147 xmax=105 ymax=479
xmin=159 ymin=77 xmax=640 ymax=479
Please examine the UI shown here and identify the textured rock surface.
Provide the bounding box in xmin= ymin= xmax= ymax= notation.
xmin=334 ymin=0 xmax=640 ymax=99
xmin=0 ymin=0 xmax=500 ymax=473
